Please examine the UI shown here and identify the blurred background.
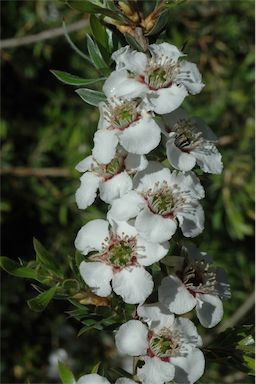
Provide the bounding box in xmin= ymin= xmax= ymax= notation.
xmin=1 ymin=0 xmax=254 ymax=383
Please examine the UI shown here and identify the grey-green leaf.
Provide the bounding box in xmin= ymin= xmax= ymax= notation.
xmin=0 ymin=256 xmax=37 ymax=279
xmin=87 ymin=35 xmax=108 ymax=70
xmin=76 ymin=88 xmax=106 ymax=106
xmin=50 ymin=70 xmax=105 ymax=86
xmin=58 ymin=361 xmax=76 ymax=384
xmin=27 ymin=285 xmax=58 ymax=312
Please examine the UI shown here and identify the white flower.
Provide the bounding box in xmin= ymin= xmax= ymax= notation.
xmin=161 ymin=108 xmax=223 ymax=173
xmin=75 ymin=219 xmax=169 ymax=304
xmin=95 ymin=98 xmax=161 ymax=158
xmin=115 ymin=303 xmax=205 ymax=384
xmin=108 ymin=162 xmax=205 ymax=243
xmin=103 ymin=43 xmax=204 ymax=115
xmin=77 ymin=374 xmax=136 ymax=384
xmin=159 ymin=245 xmax=231 ymax=328
xmin=75 ymin=149 xmax=148 ymax=210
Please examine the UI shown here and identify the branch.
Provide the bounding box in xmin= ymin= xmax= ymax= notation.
xmin=0 ymin=19 xmax=89 ymax=49
xmin=0 ymin=167 xmax=72 ymax=177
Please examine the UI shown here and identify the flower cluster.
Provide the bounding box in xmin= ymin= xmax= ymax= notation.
xmin=74 ymin=43 xmax=229 ymax=383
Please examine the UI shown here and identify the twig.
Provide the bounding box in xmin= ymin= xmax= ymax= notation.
xmin=0 ymin=167 xmax=72 ymax=177
xmin=204 ymin=290 xmax=255 ymax=346
xmin=0 ymin=19 xmax=89 ymax=49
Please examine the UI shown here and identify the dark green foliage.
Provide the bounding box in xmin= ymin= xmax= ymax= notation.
xmin=1 ymin=0 xmax=254 ymax=383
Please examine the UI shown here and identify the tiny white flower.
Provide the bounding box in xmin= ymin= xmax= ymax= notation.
xmin=103 ymin=43 xmax=204 ymax=115
xmin=159 ymin=245 xmax=231 ymax=328
xmin=75 ymin=219 xmax=169 ymax=304
xmin=75 ymin=149 xmax=148 ymax=210
xmin=161 ymin=108 xmax=223 ymax=173
xmin=95 ymin=97 xmax=161 ymax=158
xmin=115 ymin=303 xmax=205 ymax=384
xmin=77 ymin=374 xmax=136 ymax=384
xmin=108 ymin=162 xmax=205 ymax=243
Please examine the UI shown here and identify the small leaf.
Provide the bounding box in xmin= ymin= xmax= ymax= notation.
xmin=76 ymin=88 xmax=106 ymax=106
xmin=146 ymin=9 xmax=170 ymax=36
xmin=58 ymin=361 xmax=76 ymax=384
xmin=61 ymin=279 xmax=80 ymax=295
xmin=91 ymin=362 xmax=101 ymax=373
xmin=87 ymin=35 xmax=108 ymax=70
xmin=67 ymin=0 xmax=120 ymax=19
xmin=51 ymin=70 xmax=106 ymax=86
xmin=0 ymin=256 xmax=37 ymax=279
xmin=124 ymin=33 xmax=147 ymax=52
xmin=90 ymin=15 xmax=109 ymax=52
xmin=33 ymin=238 xmax=59 ymax=272
xmin=27 ymin=285 xmax=58 ymax=312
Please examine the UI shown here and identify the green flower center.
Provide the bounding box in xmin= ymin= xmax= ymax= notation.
xmin=145 ymin=62 xmax=177 ymax=90
xmin=107 ymin=100 xmax=139 ymax=131
xmin=150 ymin=330 xmax=180 ymax=358
xmin=147 ymin=183 xmax=175 ymax=216
xmin=108 ymin=241 xmax=134 ymax=267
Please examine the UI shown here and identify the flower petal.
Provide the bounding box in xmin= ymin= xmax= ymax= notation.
xmin=103 ymin=70 xmax=147 ymax=99
xmin=191 ymin=117 xmax=217 ymax=141
xmin=97 ymin=102 xmax=109 ymax=130
xmin=77 ymin=374 xmax=110 ymax=384
xmin=74 ymin=219 xmax=109 ymax=255
xmin=137 ymin=357 xmax=175 ymax=384
xmin=75 ymin=155 xmax=95 ymax=172
xmin=115 ymin=320 xmax=148 ymax=356
xmin=196 ymin=293 xmax=224 ymax=328
xmin=147 ymin=85 xmax=188 ymax=114
xmin=133 ymin=161 xmax=166 ymax=189
xmin=120 ymin=116 xmax=161 ymax=154
xmin=172 ymin=348 xmax=205 ymax=384
xmin=135 ymin=166 xmax=171 ymax=193
xmin=92 ymin=130 xmax=118 ymax=164
xmin=166 ymin=139 xmax=196 ymax=171
xmin=149 ymin=43 xmax=184 ymax=64
xmin=137 ymin=302 xmax=175 ymax=331
xmin=135 ymin=207 xmax=177 ymax=243
xmin=215 ymin=268 xmax=231 ymax=299
xmin=108 ymin=191 xmax=146 ymax=222
xmin=169 ymin=171 xmax=205 ymax=199
xmin=116 ymin=379 xmax=137 ymax=384
xmin=75 ymin=172 xmax=100 ymax=209
xmin=161 ymin=108 xmax=189 ymax=135
xmin=193 ymin=147 xmax=223 ymax=174
xmin=113 ymin=220 xmax=138 ymax=238
xmin=99 ymin=171 xmax=132 ymax=203
xmin=177 ymin=202 xmax=204 ymax=238
xmin=174 ymin=317 xmax=202 ymax=347
xmin=112 ymin=46 xmax=148 ymax=73
xmin=177 ymin=61 xmax=204 ymax=95
xmin=125 ymin=153 xmax=148 ymax=172
xmin=112 ymin=266 xmax=153 ymax=304
xmin=137 ymin=237 xmax=169 ymax=266
xmin=158 ymin=275 xmax=197 ymax=314
xmin=79 ymin=261 xmax=113 ymax=297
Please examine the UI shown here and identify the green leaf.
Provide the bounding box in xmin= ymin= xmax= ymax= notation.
xmin=63 ymin=21 xmax=91 ymax=64
xmin=0 ymin=256 xmax=37 ymax=279
xmin=91 ymin=362 xmax=100 ymax=374
xmin=33 ymin=238 xmax=59 ymax=272
xmin=61 ymin=279 xmax=80 ymax=295
xmin=90 ymin=15 xmax=109 ymax=52
xmin=87 ymin=35 xmax=108 ymax=70
xmin=58 ymin=361 xmax=76 ymax=384
xmin=67 ymin=0 xmax=120 ymax=19
xmin=76 ymin=88 xmax=106 ymax=106
xmin=146 ymin=9 xmax=170 ymax=36
xmin=27 ymin=285 xmax=58 ymax=312
xmin=50 ymin=70 xmax=105 ymax=86
xmin=124 ymin=33 xmax=147 ymax=52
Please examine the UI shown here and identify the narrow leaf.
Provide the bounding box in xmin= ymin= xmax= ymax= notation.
xmin=27 ymin=285 xmax=58 ymax=312
xmin=76 ymin=88 xmax=106 ymax=106
xmin=51 ymin=70 xmax=105 ymax=86
xmin=58 ymin=361 xmax=76 ymax=384
xmin=62 ymin=21 xmax=91 ymax=64
xmin=146 ymin=9 xmax=170 ymax=36
xmin=87 ymin=35 xmax=108 ymax=70
xmin=33 ymin=238 xmax=59 ymax=272
xmin=91 ymin=362 xmax=100 ymax=374
xmin=90 ymin=15 xmax=109 ymax=51
xmin=67 ymin=0 xmax=122 ymax=19
xmin=0 ymin=256 xmax=37 ymax=279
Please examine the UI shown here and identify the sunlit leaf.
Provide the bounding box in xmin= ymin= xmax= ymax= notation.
xmin=87 ymin=35 xmax=108 ymax=70
xmin=58 ymin=361 xmax=76 ymax=384
xmin=27 ymin=285 xmax=58 ymax=312
xmin=50 ymin=70 xmax=105 ymax=86
xmin=75 ymin=88 xmax=106 ymax=106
